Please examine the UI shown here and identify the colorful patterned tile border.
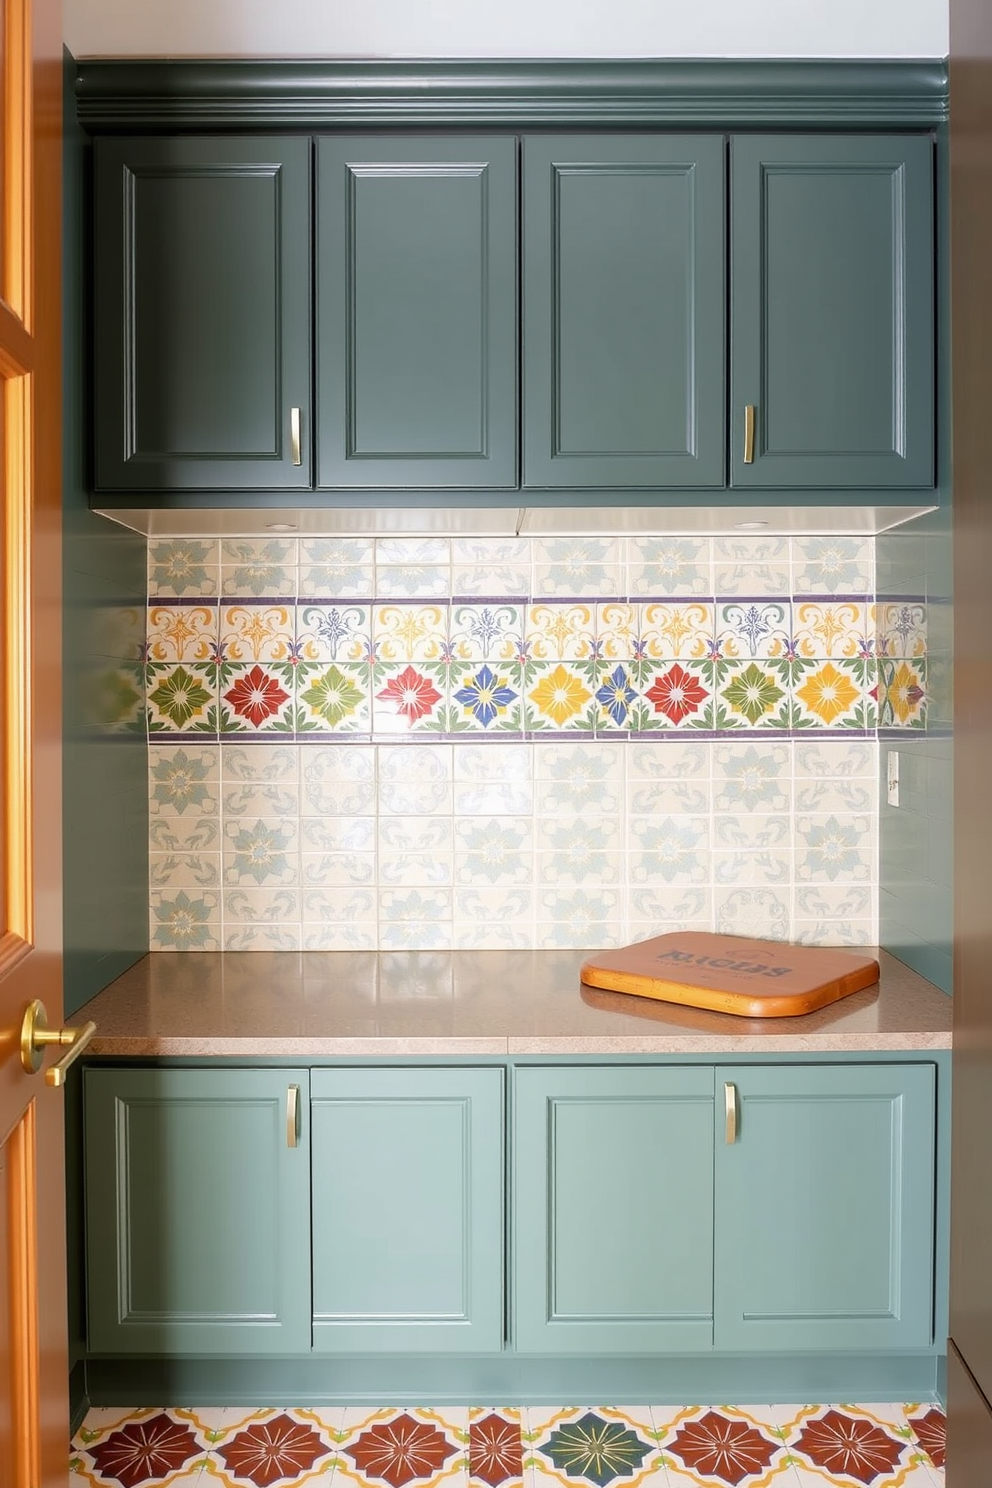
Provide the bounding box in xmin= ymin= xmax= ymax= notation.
xmin=73 ymin=1403 xmax=946 ymax=1488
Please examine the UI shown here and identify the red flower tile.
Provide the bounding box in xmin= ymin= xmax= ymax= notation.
xmin=346 ymin=1411 xmax=459 ymax=1487
xmin=470 ymin=1413 xmax=522 ymax=1486
xmin=217 ymin=1412 xmax=331 ymax=1486
xmin=224 ymin=664 xmax=290 ymax=727
xmin=88 ymin=1412 xmax=202 ymax=1487
xmin=375 ymin=666 xmax=442 ymax=724
xmin=644 ymin=663 xmax=709 ymax=724
xmin=666 ymin=1410 xmax=778 ymax=1485
xmin=793 ymin=1409 xmax=905 ymax=1485
xmin=906 ymin=1406 xmax=945 ymax=1468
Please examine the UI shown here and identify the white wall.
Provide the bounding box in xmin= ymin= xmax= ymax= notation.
xmin=64 ymin=0 xmax=948 ymax=61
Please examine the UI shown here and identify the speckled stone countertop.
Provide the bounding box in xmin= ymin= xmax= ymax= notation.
xmin=76 ymin=948 xmax=952 ymax=1057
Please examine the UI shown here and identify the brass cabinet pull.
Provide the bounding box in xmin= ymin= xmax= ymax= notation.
xmin=19 ymin=999 xmax=97 ymax=1087
xmin=287 ymin=1084 xmax=300 ymax=1148
xmin=290 ymin=407 xmax=302 ymax=467
xmin=724 ymin=1082 xmax=738 ymax=1144
xmin=743 ymin=405 xmax=756 ymax=465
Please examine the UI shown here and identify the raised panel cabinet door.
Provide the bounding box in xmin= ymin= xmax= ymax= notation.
xmin=311 ymin=1066 xmax=504 ymax=1352
xmin=714 ymin=1062 xmax=936 ymax=1351
xmin=83 ymin=1068 xmax=312 ymax=1354
xmin=522 ymin=134 xmax=726 ymax=489
xmin=94 ymin=136 xmax=312 ymax=490
xmin=317 ymin=136 xmax=517 ymax=489
xmin=513 ymin=1066 xmax=715 ymax=1353
xmin=730 ymin=134 xmax=934 ymax=489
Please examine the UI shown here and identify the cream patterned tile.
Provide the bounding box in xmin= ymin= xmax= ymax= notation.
xmin=72 ymin=1407 xmax=212 ymax=1488
xmin=149 ymin=539 xmax=220 ymax=599
xmin=148 ymin=603 xmax=219 ymax=665
xmin=221 ymin=538 xmax=297 ymax=599
xmin=653 ymin=1405 xmax=793 ymax=1486
xmin=150 ymin=889 xmax=221 ymax=950
xmin=525 ymin=1407 xmax=664 ymax=1488
xmin=336 ymin=1406 xmax=467 ymax=1488
xmin=202 ymin=1406 xmax=339 ymax=1486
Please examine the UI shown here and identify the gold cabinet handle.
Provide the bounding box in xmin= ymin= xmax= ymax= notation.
xmin=743 ymin=405 xmax=756 ymax=465
xmin=19 ymin=999 xmax=97 ymax=1087
xmin=290 ymin=407 xmax=302 ymax=467
xmin=287 ymin=1084 xmax=300 ymax=1148
xmin=724 ymin=1082 xmax=738 ymax=1144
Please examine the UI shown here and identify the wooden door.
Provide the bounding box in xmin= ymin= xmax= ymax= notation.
xmin=316 ymin=136 xmax=517 ymax=491
xmin=513 ymin=1066 xmax=714 ymax=1354
xmin=730 ymin=134 xmax=934 ymax=490
xmin=714 ymin=1063 xmax=935 ymax=1352
xmin=93 ymin=135 xmax=312 ymax=491
xmin=0 ymin=0 xmax=65 ymax=1479
xmin=84 ymin=1068 xmax=312 ymax=1355
xmin=311 ymin=1067 xmax=504 ymax=1353
xmin=522 ymin=134 xmax=725 ymax=490
xmin=948 ymin=0 xmax=992 ymax=1470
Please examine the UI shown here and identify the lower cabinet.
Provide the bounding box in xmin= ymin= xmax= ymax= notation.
xmin=82 ymin=1057 xmax=937 ymax=1367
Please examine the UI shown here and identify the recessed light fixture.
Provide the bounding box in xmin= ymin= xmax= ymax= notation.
xmin=264 ymin=522 xmax=298 ymax=532
xmin=732 ymin=520 xmax=769 ymax=531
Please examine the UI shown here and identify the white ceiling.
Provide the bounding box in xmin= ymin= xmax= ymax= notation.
xmin=64 ymin=0 xmax=949 ymax=62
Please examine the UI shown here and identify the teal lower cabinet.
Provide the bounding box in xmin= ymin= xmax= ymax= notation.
xmin=714 ymin=1063 xmax=936 ymax=1352
xmin=513 ymin=1066 xmax=716 ymax=1353
xmin=79 ymin=1056 xmax=945 ymax=1404
xmin=83 ymin=1067 xmax=312 ymax=1354
xmin=310 ymin=1067 xmax=504 ymax=1353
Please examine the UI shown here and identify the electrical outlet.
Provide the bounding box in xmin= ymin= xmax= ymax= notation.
xmin=887 ymin=750 xmax=900 ymax=808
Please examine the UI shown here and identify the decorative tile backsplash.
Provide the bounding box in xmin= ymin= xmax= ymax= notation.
xmin=143 ymin=533 xmax=926 ymax=951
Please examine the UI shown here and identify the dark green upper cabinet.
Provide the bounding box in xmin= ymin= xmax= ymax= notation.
xmin=316 ymin=136 xmax=517 ymax=489
xmin=730 ymin=134 xmax=934 ymax=489
xmin=522 ymin=135 xmax=726 ymax=489
xmin=93 ymin=136 xmax=312 ymax=491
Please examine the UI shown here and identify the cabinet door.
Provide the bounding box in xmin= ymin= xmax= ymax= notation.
xmin=94 ymin=136 xmax=312 ymax=491
xmin=730 ymin=134 xmax=934 ymax=489
xmin=317 ymin=137 xmax=517 ymax=489
xmin=523 ymin=135 xmax=725 ymax=490
xmin=714 ymin=1062 xmax=935 ymax=1350
xmin=311 ymin=1067 xmax=504 ymax=1352
xmin=84 ymin=1068 xmax=312 ymax=1354
xmin=514 ymin=1066 xmax=715 ymax=1353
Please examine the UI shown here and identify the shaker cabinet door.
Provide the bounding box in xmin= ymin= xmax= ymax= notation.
xmin=94 ymin=136 xmax=312 ymax=491
xmin=513 ymin=1065 xmax=715 ymax=1353
xmin=522 ymin=134 xmax=726 ymax=490
xmin=83 ymin=1067 xmax=312 ymax=1354
xmin=730 ymin=134 xmax=934 ymax=489
xmin=311 ymin=1066 xmax=505 ymax=1352
xmin=714 ymin=1062 xmax=936 ymax=1351
xmin=316 ymin=136 xmax=518 ymax=490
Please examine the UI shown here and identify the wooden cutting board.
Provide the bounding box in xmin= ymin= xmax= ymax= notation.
xmin=580 ymin=932 xmax=879 ymax=1018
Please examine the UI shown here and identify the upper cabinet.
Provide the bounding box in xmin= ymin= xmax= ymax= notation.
xmin=729 ymin=135 xmax=935 ymax=489
xmin=522 ymin=135 xmax=725 ymax=489
xmin=316 ymin=137 xmax=518 ymax=490
xmin=91 ymin=128 xmax=936 ymax=498
xmin=93 ymin=136 xmax=312 ymax=491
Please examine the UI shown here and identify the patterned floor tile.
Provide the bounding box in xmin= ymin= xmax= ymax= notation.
xmin=71 ymin=1407 xmax=212 ymax=1487
xmin=652 ymin=1406 xmax=794 ymax=1487
xmin=773 ymin=1405 xmax=927 ymax=1486
xmin=335 ymin=1407 xmax=468 ymax=1488
xmin=469 ymin=1407 xmax=524 ymax=1488
xmin=525 ymin=1407 xmax=666 ymax=1488
xmin=201 ymin=1408 xmax=339 ymax=1487
xmin=901 ymin=1406 xmax=945 ymax=1474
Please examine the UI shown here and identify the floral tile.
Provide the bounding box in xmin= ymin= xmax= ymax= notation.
xmin=336 ymin=1407 xmax=467 ymax=1488
xmin=630 ymin=814 xmax=709 ymax=886
xmin=526 ymin=603 xmax=597 ymax=662
xmin=792 ymin=601 xmax=872 ymax=663
xmin=373 ymin=665 xmax=446 ymax=734
xmin=203 ymin=1406 xmax=338 ymax=1486
xmin=653 ymin=1405 xmax=792 ymax=1486
xmin=149 ymin=816 xmax=222 ymax=854
xmin=876 ymin=601 xmax=927 ymax=660
xmin=71 ymin=1407 xmax=212 ymax=1487
xmin=220 ymin=539 xmax=296 ymax=599
xmin=222 ymin=817 xmax=299 ymax=886
xmin=626 ymin=536 xmax=713 ymax=597
xmin=147 ymin=604 xmax=219 ymax=665
xmin=296 ymin=662 xmax=372 ymax=733
xmin=532 ymin=537 xmax=622 ymax=598
xmin=774 ymin=1404 xmax=931 ymax=1487
xmin=878 ymin=660 xmax=926 ymax=729
xmin=596 ymin=603 xmax=639 ymax=663
xmin=223 ymin=924 xmax=303 ymax=951
xmin=536 ymin=888 xmax=623 ymax=948
xmin=713 ymin=536 xmax=790 ymax=596
xmin=220 ymin=604 xmax=296 ymax=664
xmin=150 ymin=889 xmax=221 ymax=950
xmin=150 ymin=745 xmax=220 ymax=815
xmin=593 ymin=663 xmax=640 ymax=732
xmin=297 ymin=603 xmax=372 ymax=664
xmin=219 ymin=664 xmax=296 ymax=733
xmin=714 ymin=886 xmax=791 ymax=941
xmin=150 ymin=851 xmax=221 ymax=888
xmin=454 ymin=888 xmax=536 ymax=947
xmin=792 ymin=661 xmax=871 ymax=730
xmin=634 ymin=661 xmax=713 ymax=731
xmin=374 ymin=604 xmax=448 ymax=664
xmin=149 ymin=539 xmax=220 ymax=599
xmin=792 ymin=536 xmax=872 ymax=596
xmin=525 ymin=1407 xmax=663 ymax=1488
xmin=147 ymin=663 xmax=219 ymax=735
xmin=902 ymin=1406 xmax=944 ymax=1471
xmin=302 ymin=849 xmax=376 ymax=887
xmin=715 ymin=601 xmax=791 ymax=661
xmin=794 ymin=813 xmax=874 ymax=885
xmin=450 ymin=660 xmax=523 ymax=733
xmin=713 ymin=742 xmax=791 ymax=813
xmin=524 ymin=662 xmax=598 ymax=733
xmin=454 ymin=818 xmax=533 ymax=884
xmin=223 ymin=886 xmax=302 ymax=923
xmin=450 ymin=603 xmax=523 ymax=664
xmin=638 ymin=600 xmax=714 ymax=662
xmin=533 ymin=742 xmax=622 ymax=812
xmin=303 ymin=886 xmax=377 ymax=930
xmin=714 ymin=661 xmax=790 ymax=731
xmin=222 ymin=744 xmax=301 ymax=782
